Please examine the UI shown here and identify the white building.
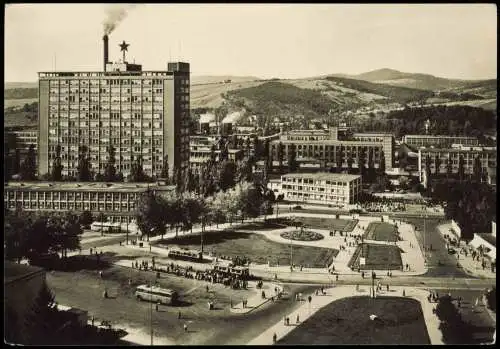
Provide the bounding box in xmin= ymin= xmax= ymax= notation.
xmin=280 ymin=172 xmax=362 ymax=205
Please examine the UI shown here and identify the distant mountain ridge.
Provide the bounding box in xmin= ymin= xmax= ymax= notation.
xmin=329 ymin=68 xmax=496 ymax=94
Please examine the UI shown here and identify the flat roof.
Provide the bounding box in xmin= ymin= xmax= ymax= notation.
xmin=272 ymin=139 xmax=384 ymax=146
xmin=404 ymin=135 xmax=478 ymax=139
xmin=5 ymin=182 xmax=176 ymax=193
xmin=282 ymin=172 xmax=361 ymax=182
xmin=4 ymin=261 xmax=44 ymax=285
xmin=419 ymin=147 xmax=496 ymax=153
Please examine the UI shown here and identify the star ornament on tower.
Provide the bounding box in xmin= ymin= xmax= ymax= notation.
xmin=119 ymin=40 xmax=130 ymax=62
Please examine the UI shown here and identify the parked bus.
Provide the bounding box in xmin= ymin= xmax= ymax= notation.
xmin=135 ymin=285 xmax=178 ymax=305
xmin=90 ymin=221 xmax=121 ymax=233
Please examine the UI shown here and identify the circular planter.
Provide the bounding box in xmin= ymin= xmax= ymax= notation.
xmin=280 ymin=230 xmax=324 ymax=242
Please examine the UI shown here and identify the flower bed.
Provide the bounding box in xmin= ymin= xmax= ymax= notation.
xmin=280 ymin=230 xmax=324 ymax=242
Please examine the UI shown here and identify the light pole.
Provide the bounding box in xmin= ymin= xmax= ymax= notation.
xmin=290 ymin=237 xmax=293 ymax=271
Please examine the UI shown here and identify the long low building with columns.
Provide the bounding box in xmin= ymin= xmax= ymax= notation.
xmin=4 ymin=181 xmax=175 ymax=223
xmin=279 ymin=172 xmax=362 ymax=205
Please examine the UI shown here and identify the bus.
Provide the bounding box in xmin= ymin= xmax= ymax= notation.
xmin=135 ymin=285 xmax=179 ymax=305
xmin=167 ymin=248 xmax=202 ymax=262
xmin=90 ymin=221 xmax=121 ymax=233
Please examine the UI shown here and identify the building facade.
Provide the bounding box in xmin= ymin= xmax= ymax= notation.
xmin=403 ymin=134 xmax=479 ymax=148
xmin=280 ymin=172 xmax=361 ymax=205
xmin=38 ymin=47 xmax=190 ymax=179
xmin=4 ymin=182 xmax=175 ymax=223
xmin=271 ymin=129 xmax=393 ymax=171
xmin=417 ymin=145 xmax=497 ymax=182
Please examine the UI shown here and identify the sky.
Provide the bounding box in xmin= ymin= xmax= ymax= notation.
xmin=4 ymin=3 xmax=497 ymax=82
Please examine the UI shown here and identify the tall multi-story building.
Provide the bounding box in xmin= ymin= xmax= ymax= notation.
xmin=4 ymin=181 xmax=175 ymax=224
xmin=403 ymin=135 xmax=479 ymax=148
xmin=37 ymin=36 xmax=190 ymax=179
xmin=417 ymin=145 xmax=497 ymax=182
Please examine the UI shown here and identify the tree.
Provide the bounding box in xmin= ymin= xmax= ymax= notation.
xmin=218 ymin=160 xmax=237 ymax=191
xmin=77 ymin=146 xmax=92 ymax=181
xmin=104 ymin=145 xmax=117 ymax=182
xmin=398 ymin=176 xmax=410 ymax=190
xmin=20 ymin=144 xmax=37 ymax=180
xmin=379 ymin=150 xmax=386 ymax=174
xmin=185 ymin=167 xmax=196 ymax=192
xmin=160 ymin=156 xmax=170 ymax=184
xmin=473 ymin=156 xmax=482 ymax=182
xmin=277 ymin=142 xmax=284 ymax=174
xmin=446 ymin=156 xmax=453 ymax=178
xmin=367 ymin=148 xmax=375 ymax=182
xmin=22 ymin=281 xmax=58 ymax=345
xmin=288 ymin=144 xmax=299 ymax=172
xmin=173 ymin=166 xmax=183 ymax=193
xmin=51 ymin=145 xmax=63 ymax=181
xmin=130 ymin=156 xmax=145 ymax=182
xmin=434 ymin=155 xmax=442 ymax=175
xmin=237 ymin=182 xmax=265 ymax=220
xmin=253 ymin=137 xmax=261 ymax=159
xmin=79 ymin=210 xmax=93 ymax=229
xmin=346 ymin=154 xmax=354 ymax=174
xmin=136 ymin=190 xmax=165 ymax=241
xmin=458 ymin=155 xmax=465 ymax=181
xmin=336 ymin=146 xmax=343 ymax=171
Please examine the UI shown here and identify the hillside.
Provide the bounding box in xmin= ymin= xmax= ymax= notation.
xmin=341 ymin=68 xmax=496 ymax=99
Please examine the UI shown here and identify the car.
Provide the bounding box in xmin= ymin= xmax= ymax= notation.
xmin=293 ymin=205 xmax=302 ymax=210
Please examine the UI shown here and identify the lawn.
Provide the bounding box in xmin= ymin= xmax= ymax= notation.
xmin=270 ymin=216 xmax=358 ymax=232
xmin=364 ymin=222 xmax=399 ymax=242
xmin=154 ymin=231 xmax=338 ymax=268
xmin=278 ymin=296 xmax=430 ymax=344
xmin=348 ymin=244 xmax=403 ymax=271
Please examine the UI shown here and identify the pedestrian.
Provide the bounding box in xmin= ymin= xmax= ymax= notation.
xmin=316 ymin=290 xmax=319 ymax=296
xmin=91 ymin=316 xmax=95 ymax=326
xmin=286 ymin=317 xmax=290 ymax=326
xmin=336 ymin=274 xmax=339 ymax=281
xmin=156 ymin=302 xmax=159 ymax=312
xmin=178 ymin=311 xmax=181 ymax=319
xmin=132 ymin=261 xmax=134 ymax=269
xmin=386 ymin=284 xmax=389 ymax=292
xmin=403 ymin=289 xmax=406 ymax=297
xmin=275 ymin=273 xmax=278 ymax=280
xmin=90 ymin=247 xmax=93 ymax=255
xmin=184 ymin=323 xmax=188 ymax=332
xmin=99 ymin=270 xmax=103 ymax=278
xmin=206 ymin=285 xmax=209 ymax=293
xmin=296 ymin=314 xmax=300 ymax=324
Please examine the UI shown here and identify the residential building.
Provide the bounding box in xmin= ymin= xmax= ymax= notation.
xmin=188 ymin=135 xmax=243 ymax=171
xmin=279 ymin=172 xmax=362 ymax=205
xmin=417 ymin=145 xmax=497 ymax=182
xmin=37 ymin=36 xmax=190 ymax=180
xmin=403 ymin=135 xmax=479 ymax=148
xmin=4 ymin=181 xmax=175 ymax=224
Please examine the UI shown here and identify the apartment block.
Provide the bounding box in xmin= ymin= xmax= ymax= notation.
xmin=280 ymin=172 xmax=361 ymax=205
xmin=4 ymin=182 xmax=175 ymax=223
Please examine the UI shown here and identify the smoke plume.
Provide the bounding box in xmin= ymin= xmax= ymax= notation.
xmin=102 ymin=4 xmax=137 ymax=35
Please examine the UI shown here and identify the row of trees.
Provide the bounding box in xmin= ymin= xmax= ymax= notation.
xmin=4 ymin=209 xmax=83 ymax=263
xmin=136 ymin=181 xmax=275 ymax=246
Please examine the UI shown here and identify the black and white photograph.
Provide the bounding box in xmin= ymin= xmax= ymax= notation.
xmin=4 ymin=3 xmax=496 ymax=345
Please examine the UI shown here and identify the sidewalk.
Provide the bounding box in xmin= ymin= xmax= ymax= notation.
xmin=230 ymin=282 xmax=283 ymax=314
xmin=247 ymin=285 xmax=444 ymax=345
xmin=436 ymin=223 xmax=496 ymax=279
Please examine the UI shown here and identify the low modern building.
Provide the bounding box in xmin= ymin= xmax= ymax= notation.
xmin=417 ymin=145 xmax=497 ymax=182
xmin=4 ymin=181 xmax=175 ymax=224
xmin=4 ymin=261 xmax=47 ymax=345
xmin=403 ymin=135 xmax=479 ymax=148
xmin=279 ymin=172 xmax=362 ymax=205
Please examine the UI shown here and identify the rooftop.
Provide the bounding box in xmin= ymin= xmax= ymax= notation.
xmin=5 ymin=182 xmax=176 ymax=193
xmin=404 ymin=135 xmax=478 ymax=139
xmin=282 ymin=172 xmax=361 ymax=182
xmin=477 ymin=233 xmax=496 ymax=248
xmin=419 ymin=146 xmax=496 ymax=153
xmin=4 ymin=261 xmax=44 ymax=285
xmin=272 ymin=139 xmax=385 ymax=146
